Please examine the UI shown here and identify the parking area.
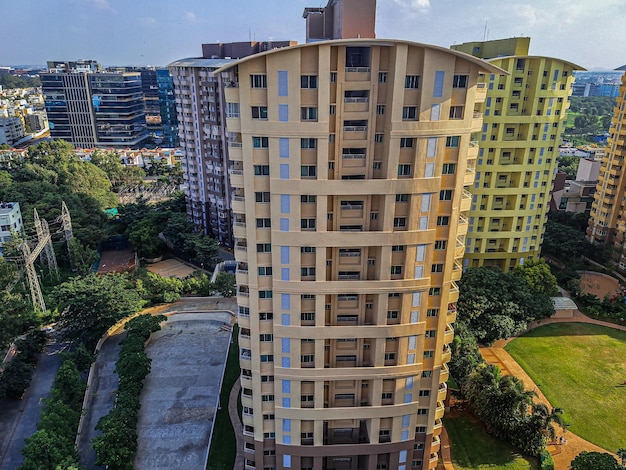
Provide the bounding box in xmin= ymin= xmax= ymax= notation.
xmin=133 ymin=311 xmax=233 ymax=470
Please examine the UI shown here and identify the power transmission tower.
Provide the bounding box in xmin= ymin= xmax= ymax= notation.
xmin=33 ymin=208 xmax=59 ymax=279
xmin=61 ymin=200 xmax=73 ymax=249
xmin=20 ymin=241 xmax=47 ymax=313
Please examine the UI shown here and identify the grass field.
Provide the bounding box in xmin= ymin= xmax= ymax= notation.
xmin=505 ymin=323 xmax=626 ymax=452
xmin=207 ymin=325 xmax=239 ymax=470
xmin=445 ymin=414 xmax=538 ymax=469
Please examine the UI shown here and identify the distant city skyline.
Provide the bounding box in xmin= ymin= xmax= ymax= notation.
xmin=2 ymin=0 xmax=625 ymax=69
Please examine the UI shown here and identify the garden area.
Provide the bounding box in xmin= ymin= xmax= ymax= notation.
xmin=505 ymin=323 xmax=626 ymax=453
xmin=445 ymin=413 xmax=539 ymax=470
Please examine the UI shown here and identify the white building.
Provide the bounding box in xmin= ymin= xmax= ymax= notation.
xmin=0 ymin=202 xmax=23 ymax=256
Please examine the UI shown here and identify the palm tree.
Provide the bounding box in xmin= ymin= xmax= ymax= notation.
xmin=532 ymin=404 xmax=565 ymax=442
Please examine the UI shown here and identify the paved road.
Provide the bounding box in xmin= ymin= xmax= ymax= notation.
xmin=77 ymin=332 xmax=125 ymax=470
xmin=0 ymin=339 xmax=66 ymax=470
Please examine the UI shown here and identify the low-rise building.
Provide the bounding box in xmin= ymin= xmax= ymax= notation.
xmin=0 ymin=202 xmax=23 ymax=256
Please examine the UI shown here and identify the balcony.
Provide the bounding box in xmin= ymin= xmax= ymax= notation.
xmin=344 ymin=67 xmax=371 ymax=82
xmin=437 ymin=382 xmax=448 ymax=402
xmin=439 ymin=363 xmax=450 ymax=383
xmin=443 ymin=324 xmax=454 ymax=344
xmin=435 ymin=401 xmax=445 ymax=420
xmin=441 ymin=346 xmax=452 ymax=363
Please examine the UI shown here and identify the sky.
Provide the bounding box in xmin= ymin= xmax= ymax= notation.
xmin=2 ymin=0 xmax=625 ymax=70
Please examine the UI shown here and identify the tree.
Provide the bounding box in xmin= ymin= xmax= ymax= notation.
xmin=514 ymin=259 xmax=559 ymax=296
xmin=0 ymin=360 xmax=34 ymax=399
xmin=126 ymin=218 xmax=164 ymax=259
xmin=570 ymin=451 xmax=621 ymax=470
xmin=19 ymin=429 xmax=76 ymax=470
xmin=616 ymin=448 xmax=626 ymax=467
xmin=67 ymin=237 xmax=98 ymax=274
xmin=52 ymin=273 xmax=145 ymax=348
xmin=213 ymin=272 xmax=236 ymax=297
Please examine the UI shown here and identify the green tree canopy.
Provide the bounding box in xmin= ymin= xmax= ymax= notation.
xmin=52 ymin=273 xmax=145 ymax=348
xmin=570 ymin=451 xmax=621 ymax=470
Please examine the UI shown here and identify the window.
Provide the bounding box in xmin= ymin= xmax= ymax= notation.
xmin=426 ymin=308 xmax=438 ymax=317
xmin=329 ymin=104 xmax=336 ymax=115
xmin=258 ymin=267 xmax=273 ymax=276
xmin=446 ymin=136 xmax=460 ymax=147
xmin=301 ymin=294 xmax=315 ymax=299
xmin=452 ymin=75 xmax=468 ymax=88
xmin=402 ymin=106 xmax=417 ymax=120
xmin=375 ymin=133 xmax=384 ymax=143
xmin=379 ymin=71 xmax=388 ymax=83
xmin=255 ymin=191 xmax=270 ymax=202
xmin=437 ymin=216 xmax=449 ymax=226
xmin=260 ymin=355 xmax=274 ymax=362
xmin=301 ymin=195 xmax=316 ymax=203
xmin=439 ymin=190 xmax=453 ymax=200
xmin=418 ymin=389 xmax=430 ymax=397
xmin=301 ymin=107 xmax=318 ymax=121
xmin=301 ymin=312 xmax=315 ymax=321
xmin=388 ymin=292 xmax=401 ymax=298
xmin=261 ymin=375 xmax=274 ymax=382
xmin=301 ymin=138 xmax=317 ymax=149
xmin=263 ymin=432 xmax=275 ymax=439
xmin=256 ymin=218 xmax=271 ymax=228
xmin=405 ymin=75 xmax=420 ymax=88
xmin=431 ymin=264 xmax=444 ymax=273
xmin=381 ymin=392 xmax=393 ymax=400
xmin=259 ymin=334 xmax=274 ymax=342
xmin=417 ymin=408 xmax=428 ymax=415
xmin=384 ymin=353 xmax=396 ymax=360
xmin=259 ymin=312 xmax=273 ymax=320
xmin=256 ymin=243 xmax=271 ymax=253
xmin=391 ymin=266 xmax=402 ymax=275
xmin=251 ymin=106 xmax=268 ymax=119
xmin=301 ymin=246 xmax=316 ymax=254
xmin=330 ymin=72 xmax=337 ymax=82
xmin=301 ymin=165 xmax=317 ymax=178
xmin=301 ymin=267 xmax=316 ymax=277
xmin=449 ymin=106 xmax=463 ymax=119
xmin=262 ymin=394 xmax=275 ymax=401
xmin=259 ymin=290 xmax=273 ymax=299
xmin=425 ymin=330 xmax=436 ymax=337
xmin=396 ymin=194 xmax=409 ymax=202
xmin=301 ymin=218 xmax=316 ymax=230
xmin=226 ymin=102 xmax=240 ymax=118
xmin=442 ymin=163 xmax=456 ymax=174
xmin=400 ymin=137 xmax=415 ymax=148
xmin=253 ymin=165 xmax=270 ymax=175
xmin=398 ymin=164 xmax=412 ymax=176
xmin=376 ymin=104 xmax=385 ymax=115
xmin=373 ymin=161 xmax=382 ymax=170
xmin=301 ymin=75 xmax=318 ymax=88
xmin=429 ymin=287 xmax=441 ymax=296
xmin=250 ymin=74 xmax=267 ymax=88
xmin=393 ymin=217 xmax=407 ymax=228
xmin=253 ymin=136 xmax=269 ymax=148
xmin=392 ymin=245 xmax=404 ymax=252
xmin=301 ymin=354 xmax=315 ymax=363
xmin=421 ymin=371 xmax=432 ymax=378
xmin=434 ymin=240 xmax=447 ymax=250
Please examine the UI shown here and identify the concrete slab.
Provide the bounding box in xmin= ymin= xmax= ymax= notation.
xmin=134 ymin=312 xmax=233 ymax=470
xmin=146 ymin=259 xmax=196 ymax=279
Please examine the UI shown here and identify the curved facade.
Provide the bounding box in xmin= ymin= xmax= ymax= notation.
xmin=219 ymin=39 xmax=502 ymax=470
xmin=453 ymin=39 xmax=584 ymax=270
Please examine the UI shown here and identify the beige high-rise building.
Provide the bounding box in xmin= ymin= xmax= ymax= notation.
xmin=216 ymin=39 xmax=502 ymax=470
xmin=588 ymin=69 xmax=626 ymax=270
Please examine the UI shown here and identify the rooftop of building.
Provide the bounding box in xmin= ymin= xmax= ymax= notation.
xmin=0 ymin=202 xmax=20 ymax=215
xmin=214 ymin=37 xmax=507 ymax=75
xmin=168 ymin=58 xmax=236 ymax=69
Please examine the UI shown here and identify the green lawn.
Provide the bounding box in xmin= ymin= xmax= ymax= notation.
xmin=505 ymin=323 xmax=626 ymax=452
xmin=445 ymin=413 xmax=538 ymax=469
xmin=207 ymin=325 xmax=240 ymax=470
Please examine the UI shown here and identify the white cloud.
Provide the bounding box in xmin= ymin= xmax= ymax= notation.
xmin=84 ymin=0 xmax=115 ymax=12
xmin=185 ymin=11 xmax=198 ymax=23
xmin=391 ymin=0 xmax=431 ymax=14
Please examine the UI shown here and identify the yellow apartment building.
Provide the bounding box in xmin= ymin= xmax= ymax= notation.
xmin=452 ymin=38 xmax=583 ymax=270
xmin=588 ymin=70 xmax=626 ymax=270
xmin=216 ymin=39 xmax=502 ymax=470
